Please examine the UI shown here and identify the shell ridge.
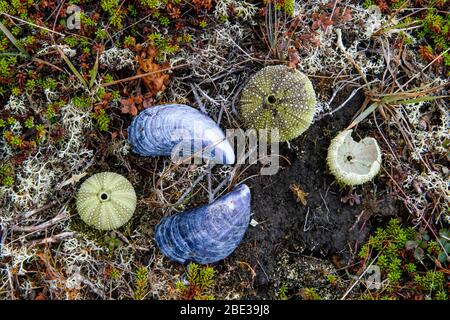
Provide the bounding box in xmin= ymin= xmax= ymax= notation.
xmin=128 ymin=104 xmax=235 ymax=164
xmin=154 ymin=184 xmax=251 ymax=264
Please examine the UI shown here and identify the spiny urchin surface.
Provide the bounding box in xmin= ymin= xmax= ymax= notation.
xmin=76 ymin=172 xmax=137 ymax=231
xmin=327 ymin=130 xmax=382 ymax=186
xmin=239 ymin=65 xmax=317 ymax=142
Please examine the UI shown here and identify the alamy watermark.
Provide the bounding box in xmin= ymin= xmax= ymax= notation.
xmin=66 ymin=5 xmax=81 ymax=30
xmin=170 ymin=128 xmax=280 ymax=176
xmin=364 ymin=265 xmax=381 ymax=290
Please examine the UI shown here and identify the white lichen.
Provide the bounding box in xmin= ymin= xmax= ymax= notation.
xmin=4 ymin=94 xmax=27 ymax=115
xmin=399 ymin=102 xmax=450 ymax=161
xmin=37 ymin=44 xmax=77 ymax=58
xmin=0 ymin=244 xmax=36 ymax=276
xmin=0 ymin=101 xmax=94 ymax=219
xmin=99 ymin=47 xmax=136 ymax=71
xmin=214 ymin=0 xmax=257 ymax=21
xmin=398 ymin=101 xmax=450 ymax=221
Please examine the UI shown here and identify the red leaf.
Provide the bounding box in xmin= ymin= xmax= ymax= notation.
xmin=130 ymin=104 xmax=138 ymax=116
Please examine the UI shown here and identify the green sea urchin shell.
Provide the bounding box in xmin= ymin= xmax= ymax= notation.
xmin=76 ymin=172 xmax=137 ymax=230
xmin=327 ymin=130 xmax=382 ymax=186
xmin=239 ymin=65 xmax=317 ymax=142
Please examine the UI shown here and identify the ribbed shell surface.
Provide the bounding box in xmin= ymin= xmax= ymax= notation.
xmin=155 ymin=184 xmax=251 ymax=264
xmin=128 ymin=104 xmax=235 ymax=164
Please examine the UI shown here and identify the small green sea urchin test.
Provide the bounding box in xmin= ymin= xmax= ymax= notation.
xmin=76 ymin=172 xmax=137 ymax=230
xmin=327 ymin=130 xmax=382 ymax=186
xmin=239 ymin=65 xmax=317 ymax=142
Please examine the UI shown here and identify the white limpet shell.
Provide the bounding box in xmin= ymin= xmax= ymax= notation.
xmin=327 ymin=130 xmax=382 ymax=186
xmin=76 ymin=172 xmax=137 ymax=230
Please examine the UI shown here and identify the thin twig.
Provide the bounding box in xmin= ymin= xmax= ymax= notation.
xmin=340 ymin=252 xmax=381 ymax=300
xmin=101 ymin=64 xmax=189 ymax=87
xmin=27 ymin=231 xmax=75 ymax=248
xmin=303 ymin=208 xmax=312 ymax=232
xmin=190 ymin=84 xmax=206 ymax=113
xmin=396 ymin=47 xmax=450 ymax=92
xmin=1 ymin=12 xmax=65 ymax=36
xmin=318 ymin=87 xmax=364 ymax=120
xmin=12 ymin=207 xmax=68 ymax=232
xmin=16 ymin=201 xmax=57 ymax=221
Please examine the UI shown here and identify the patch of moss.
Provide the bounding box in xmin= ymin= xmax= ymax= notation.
xmin=302 ymin=288 xmax=322 ymax=300
xmin=68 ymin=212 xmax=111 ymax=246
xmin=100 ymin=0 xmax=125 ymax=29
xmin=277 ymin=282 xmax=289 ymax=300
xmin=0 ymin=56 xmax=17 ymax=78
xmin=176 ymin=263 xmax=216 ymax=300
xmin=72 ymin=95 xmax=91 ymax=109
xmin=0 ymin=164 xmax=14 ymax=187
xmin=359 ymin=218 xmax=449 ymax=299
xmin=133 ymin=266 xmax=149 ymax=300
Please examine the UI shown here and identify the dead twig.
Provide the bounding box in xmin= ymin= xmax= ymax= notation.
xmin=12 ymin=206 xmax=68 ymax=233
xmin=14 ymin=201 xmax=57 ymax=221
xmin=27 ymin=231 xmax=75 ymax=248
xmin=101 ymin=63 xmax=189 ymax=87
xmin=70 ymin=271 xmax=107 ymax=300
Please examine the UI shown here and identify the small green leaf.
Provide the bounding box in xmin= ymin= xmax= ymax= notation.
xmin=0 ymin=20 xmax=29 ymax=57
xmin=438 ymin=252 xmax=447 ymax=263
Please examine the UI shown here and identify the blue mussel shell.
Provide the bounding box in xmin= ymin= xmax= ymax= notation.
xmin=128 ymin=104 xmax=235 ymax=164
xmin=155 ymin=184 xmax=251 ymax=264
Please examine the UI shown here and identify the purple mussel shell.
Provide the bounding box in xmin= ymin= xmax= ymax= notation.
xmin=128 ymin=104 xmax=235 ymax=164
xmin=155 ymin=184 xmax=251 ymax=264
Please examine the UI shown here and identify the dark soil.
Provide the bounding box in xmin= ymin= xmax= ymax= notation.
xmin=230 ymin=90 xmax=401 ymax=298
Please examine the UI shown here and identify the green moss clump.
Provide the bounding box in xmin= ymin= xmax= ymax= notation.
xmin=133 ymin=266 xmax=149 ymax=300
xmin=0 ymin=56 xmax=17 ymax=78
xmin=277 ymin=283 xmax=289 ymax=300
xmin=140 ymin=0 xmax=160 ymax=9
xmin=100 ymin=0 xmax=125 ymax=29
xmin=281 ymin=0 xmax=294 ymax=16
xmin=0 ymin=164 xmax=14 ymax=187
xmin=418 ymin=8 xmax=450 ymax=68
xmin=147 ymin=32 xmax=180 ymax=59
xmin=175 ymin=263 xmax=216 ymax=300
xmin=72 ymin=96 xmax=91 ymax=109
xmin=359 ymin=219 xmax=449 ymax=299
xmin=93 ymin=109 xmax=110 ymax=132
xmin=302 ymin=288 xmax=322 ymax=300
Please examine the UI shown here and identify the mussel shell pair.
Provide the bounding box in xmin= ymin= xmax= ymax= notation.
xmin=128 ymin=104 xmax=235 ymax=164
xmin=155 ymin=184 xmax=251 ymax=264
xmin=128 ymin=104 xmax=249 ymax=264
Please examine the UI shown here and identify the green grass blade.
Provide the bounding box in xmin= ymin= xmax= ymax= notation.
xmin=348 ymin=103 xmax=378 ymax=129
xmin=396 ymin=95 xmax=449 ymax=105
xmin=89 ymin=54 xmax=99 ymax=89
xmin=57 ymin=47 xmax=88 ymax=88
xmin=0 ymin=20 xmax=29 ymax=57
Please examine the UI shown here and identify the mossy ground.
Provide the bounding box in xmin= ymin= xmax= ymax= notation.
xmin=0 ymin=0 xmax=449 ymax=300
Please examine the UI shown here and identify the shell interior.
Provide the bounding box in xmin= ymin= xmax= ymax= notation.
xmin=327 ymin=130 xmax=382 ymax=185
